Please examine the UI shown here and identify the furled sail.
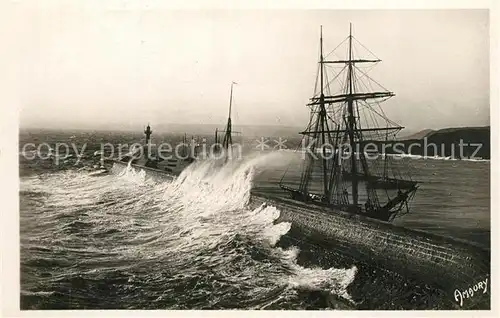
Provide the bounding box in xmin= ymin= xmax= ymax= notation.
xmin=279 ymin=24 xmax=418 ymax=222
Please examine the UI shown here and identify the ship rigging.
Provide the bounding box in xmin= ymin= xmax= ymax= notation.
xmin=279 ymin=24 xmax=418 ymax=222
xmin=215 ymin=81 xmax=240 ymax=160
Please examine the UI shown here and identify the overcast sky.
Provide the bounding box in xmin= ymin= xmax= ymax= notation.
xmin=16 ymin=7 xmax=489 ymax=131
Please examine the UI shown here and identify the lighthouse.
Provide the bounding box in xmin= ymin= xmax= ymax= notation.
xmin=144 ymin=123 xmax=152 ymax=145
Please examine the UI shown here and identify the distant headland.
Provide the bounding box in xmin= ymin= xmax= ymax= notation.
xmin=377 ymin=126 xmax=490 ymax=159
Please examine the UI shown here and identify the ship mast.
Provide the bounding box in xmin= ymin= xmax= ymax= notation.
xmin=222 ymin=81 xmax=237 ymax=154
xmin=346 ymin=23 xmax=359 ymax=206
xmin=319 ymin=26 xmax=329 ymax=199
xmin=279 ymin=24 xmax=418 ymax=222
xmin=296 ymin=24 xmax=396 ymax=205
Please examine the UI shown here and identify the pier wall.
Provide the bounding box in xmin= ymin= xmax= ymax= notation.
xmin=249 ymin=194 xmax=490 ymax=293
xmin=110 ymin=160 xmax=490 ymax=300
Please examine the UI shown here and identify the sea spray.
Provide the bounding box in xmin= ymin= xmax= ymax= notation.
xmin=155 ymin=153 xmax=358 ymax=303
xmin=20 ymin=152 xmax=358 ymax=309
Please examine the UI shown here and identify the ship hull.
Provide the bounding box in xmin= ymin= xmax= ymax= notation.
xmin=109 ymin=160 xmax=489 ymax=304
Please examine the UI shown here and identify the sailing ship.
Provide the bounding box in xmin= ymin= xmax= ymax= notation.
xmin=279 ymin=24 xmax=418 ymax=222
xmin=214 ymin=81 xmax=240 ymax=160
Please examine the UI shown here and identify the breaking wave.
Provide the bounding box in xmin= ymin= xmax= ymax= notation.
xmin=20 ymin=153 xmax=357 ymax=309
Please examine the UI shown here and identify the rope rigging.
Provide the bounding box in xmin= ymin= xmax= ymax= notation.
xmin=278 ymin=25 xmax=418 ymax=222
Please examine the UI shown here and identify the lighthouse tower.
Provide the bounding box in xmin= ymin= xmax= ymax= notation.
xmin=144 ymin=123 xmax=152 ymax=145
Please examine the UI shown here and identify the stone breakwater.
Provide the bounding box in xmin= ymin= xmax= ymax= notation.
xmin=248 ymin=193 xmax=489 ymax=294
xmin=110 ymin=160 xmax=489 ymax=307
xmin=109 ymin=160 xmax=176 ymax=181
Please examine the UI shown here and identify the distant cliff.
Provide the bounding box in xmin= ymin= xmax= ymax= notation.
xmin=365 ymin=126 xmax=490 ymax=159
xmin=397 ymin=129 xmax=435 ymax=140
